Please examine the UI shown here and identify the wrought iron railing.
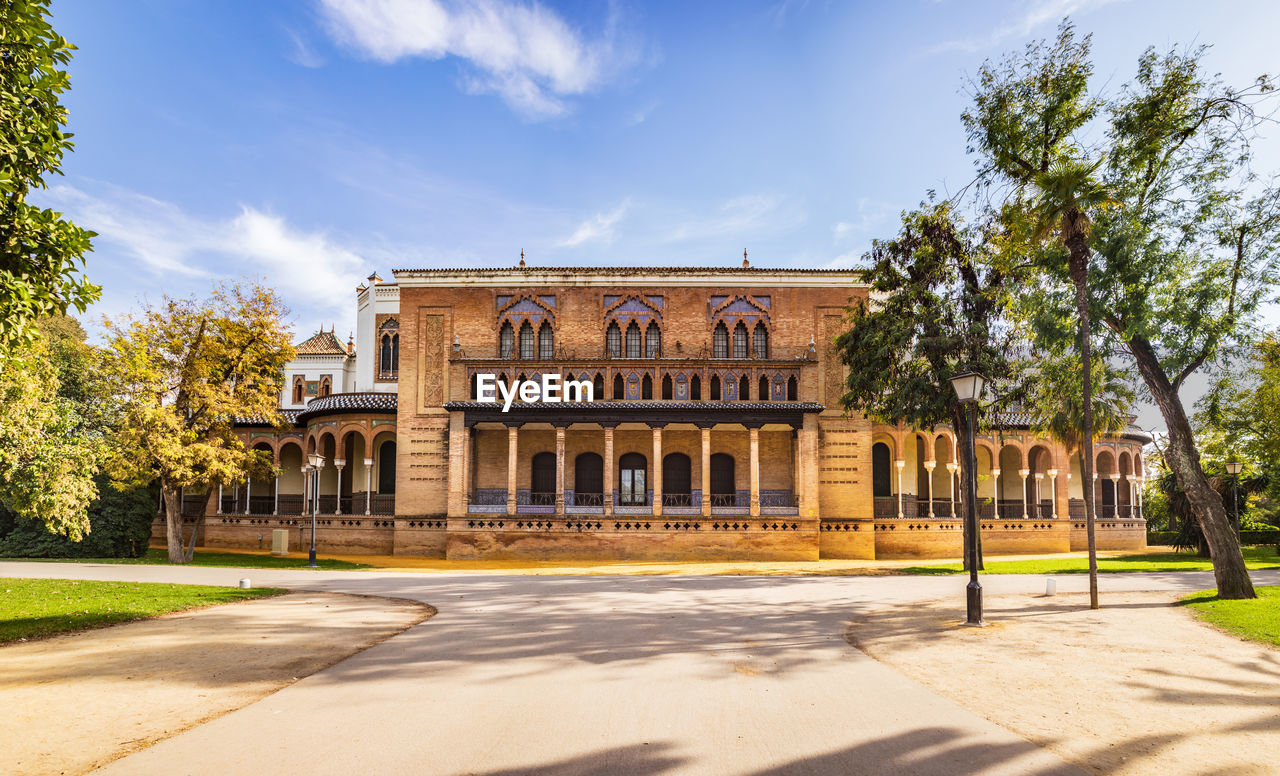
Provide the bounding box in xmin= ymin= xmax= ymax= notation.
xmin=663 ymin=493 xmax=694 ymax=507
xmin=709 ymin=493 xmax=739 ymax=507
xmin=370 ymin=495 xmax=395 ymax=515
xmin=574 ymin=492 xmax=604 ymax=506
xmin=759 ymin=493 xmax=796 ymax=508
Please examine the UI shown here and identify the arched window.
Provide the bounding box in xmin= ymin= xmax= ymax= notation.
xmin=377 ymin=440 xmax=396 ymax=494
xmin=319 ymin=376 xmax=331 ymax=398
xmin=519 ymin=321 xmax=534 ymax=359
xmin=661 ymin=374 xmax=673 ymax=400
xmin=733 ymin=322 xmax=749 ymax=359
xmin=691 ymin=374 xmax=701 ymax=400
xmin=613 ymin=373 xmax=625 ymax=399
xmin=538 ymin=322 xmax=554 ymax=360
xmin=625 ymin=321 xmax=642 ymax=358
xmin=469 ymin=373 xmax=478 ymax=399
xmin=787 ymin=375 xmax=798 ymax=401
xmin=646 ymin=321 xmax=661 ymax=358
xmin=872 ymin=443 xmax=892 ymax=497
xmin=292 ymin=378 xmax=304 ymax=404
xmin=759 ymin=375 xmax=769 ymax=401
xmin=738 ymin=374 xmax=750 ymax=401
xmin=619 ymin=452 xmax=647 ymax=506
xmin=574 ymin=453 xmax=603 ymax=506
xmin=530 ymin=452 xmax=555 ymax=505
xmin=713 ymin=322 xmax=729 ymax=359
xmin=662 ymin=453 xmax=692 ymax=506
xmin=753 ymin=322 xmax=769 ymax=359
xmin=606 ymin=321 xmax=621 ymax=358
xmin=499 ymin=321 xmax=515 ymax=358
xmin=593 ymin=373 xmax=605 ymax=400
xmin=710 ymin=374 xmax=721 ymax=401
xmin=380 ymin=335 xmax=392 ymax=374
xmin=391 ymin=333 xmax=399 ymax=372
xmin=642 ymin=373 xmax=653 ymax=400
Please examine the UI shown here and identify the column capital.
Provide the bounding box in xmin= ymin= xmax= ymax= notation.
xmin=1018 ymin=468 xmax=1029 ymax=478
xmin=923 ymin=461 xmax=936 ymax=471
xmin=894 ymin=459 xmax=905 ymax=469
xmin=503 ymin=420 xmax=525 ymax=429
xmin=945 ymin=462 xmax=958 ymax=473
xmin=647 ymin=421 xmax=669 ymax=429
xmin=363 ymin=458 xmax=374 ymax=466
xmin=1046 ymin=468 xmax=1058 ymax=478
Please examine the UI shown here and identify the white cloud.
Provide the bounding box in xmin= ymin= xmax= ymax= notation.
xmin=44 ymin=184 xmax=369 ymax=332
xmin=316 ymin=0 xmax=636 ymax=119
xmin=557 ymin=200 xmax=629 ymax=247
xmin=664 ymin=194 xmax=803 ymax=244
xmin=930 ymin=0 xmax=1126 ymax=55
xmin=285 ymin=28 xmax=326 ymax=68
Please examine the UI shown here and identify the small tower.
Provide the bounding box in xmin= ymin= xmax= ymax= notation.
xmin=518 ymin=249 xmax=526 ymax=269
xmin=742 ymin=249 xmax=750 ymax=269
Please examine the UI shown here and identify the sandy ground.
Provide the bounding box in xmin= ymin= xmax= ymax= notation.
xmin=0 ymin=591 xmax=432 ymax=776
xmin=849 ymin=590 xmax=1280 ymax=776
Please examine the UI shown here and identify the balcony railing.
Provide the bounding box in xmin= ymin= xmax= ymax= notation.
xmin=662 ymin=493 xmax=694 ymax=507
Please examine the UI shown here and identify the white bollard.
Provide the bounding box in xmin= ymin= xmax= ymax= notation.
xmin=239 ymin=578 xmax=251 ymax=589
xmin=1045 ymin=578 xmax=1056 ymax=596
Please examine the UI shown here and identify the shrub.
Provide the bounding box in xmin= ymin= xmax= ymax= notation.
xmin=0 ymin=478 xmax=157 ymax=558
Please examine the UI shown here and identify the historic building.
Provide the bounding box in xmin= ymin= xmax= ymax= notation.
xmin=161 ymin=263 xmax=1150 ymax=560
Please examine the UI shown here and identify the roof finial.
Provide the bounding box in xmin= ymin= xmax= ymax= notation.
xmin=743 ymin=249 xmax=750 ymax=269
xmin=518 ymin=249 xmax=526 ymax=269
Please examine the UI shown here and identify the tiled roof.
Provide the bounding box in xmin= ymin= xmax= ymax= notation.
xmin=990 ymin=412 xmax=1152 ymax=443
xmin=296 ymin=392 xmax=397 ymax=422
xmin=295 ymin=330 xmax=348 ymax=355
xmin=234 ymin=409 xmax=302 ymax=427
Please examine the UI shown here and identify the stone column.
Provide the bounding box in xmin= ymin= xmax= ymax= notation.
xmin=1109 ymin=474 xmax=1121 ymax=518
xmin=1047 ymin=469 xmax=1059 ymax=518
xmin=792 ymin=430 xmax=801 ymax=509
xmin=555 ymin=425 xmax=567 ymax=513
xmin=748 ymin=426 xmax=760 ymax=517
xmin=334 ymin=460 xmax=346 ymax=515
xmin=363 ymin=458 xmax=374 ymax=515
xmin=651 ymin=425 xmax=663 ymax=516
xmin=506 ymin=425 xmax=519 ymax=516
xmin=1018 ymin=468 xmax=1030 ymax=519
xmin=894 ymin=460 xmax=905 ymax=518
xmin=301 ymin=467 xmax=309 ymax=516
xmin=273 ymin=476 xmax=279 ymax=516
xmin=217 ymin=484 xmax=223 ymax=515
xmin=243 ymin=481 xmax=250 ymax=515
xmin=1136 ymin=476 xmax=1144 ymax=518
xmin=991 ymin=468 xmax=1001 ymax=519
xmin=797 ymin=415 xmax=818 ymax=519
xmin=923 ymin=461 xmax=936 ymax=517
xmin=946 ymin=462 xmax=958 ymax=517
xmin=700 ymin=426 xmax=712 ymax=517
xmin=603 ymin=425 xmax=616 ymax=516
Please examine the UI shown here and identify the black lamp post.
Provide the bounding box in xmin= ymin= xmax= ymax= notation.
xmin=1225 ymin=459 xmax=1243 ymax=541
xmin=308 ymin=453 xmax=323 ymax=568
xmin=950 ymin=371 xmax=987 ymax=626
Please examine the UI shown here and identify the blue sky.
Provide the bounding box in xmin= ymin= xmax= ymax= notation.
xmin=42 ymin=0 xmax=1280 ymax=427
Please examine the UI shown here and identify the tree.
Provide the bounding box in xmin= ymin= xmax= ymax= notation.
xmin=834 ymin=201 xmax=1016 ymax=570
xmin=0 ymin=0 xmax=99 ymax=355
xmin=101 ymin=281 xmax=295 ymax=563
xmin=965 ymin=21 xmax=1276 ymax=598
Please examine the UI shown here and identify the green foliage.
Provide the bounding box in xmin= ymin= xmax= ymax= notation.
xmin=900 ymin=546 xmax=1280 ymax=576
xmin=0 ymin=0 xmax=100 ymax=355
xmin=0 ymin=477 xmax=156 ymax=558
xmin=0 ymin=578 xmax=283 ymax=643
xmin=1148 ymin=530 xmax=1280 ymax=546
xmin=2 ymin=548 xmax=372 ymax=570
xmin=1182 ymin=585 xmax=1280 ymax=648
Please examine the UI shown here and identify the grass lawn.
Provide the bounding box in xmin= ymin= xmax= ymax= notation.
xmin=899 ymin=545 xmax=1280 ymax=575
xmin=1182 ymin=585 xmax=1280 ymax=648
xmin=0 ymin=578 xmax=284 ymax=643
xmin=0 ymin=548 xmax=370 ymax=570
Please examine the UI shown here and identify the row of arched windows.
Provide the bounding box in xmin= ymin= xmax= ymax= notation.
xmin=530 ymin=451 xmax=737 ymax=506
xmin=712 ymin=320 xmax=768 ymax=359
xmin=499 ymin=320 xmax=555 ymax=360
xmin=605 ymin=320 xmax=661 ymax=358
xmin=470 ymin=372 xmax=799 ymax=402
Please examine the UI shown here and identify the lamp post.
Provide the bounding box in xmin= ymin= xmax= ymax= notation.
xmin=307 ymin=453 xmax=323 ymax=567
xmin=950 ymin=371 xmax=986 ymax=626
xmin=1225 ymin=459 xmax=1243 ymax=542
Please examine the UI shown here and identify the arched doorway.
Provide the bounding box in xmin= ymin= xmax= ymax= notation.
xmin=530 ymin=451 xmax=556 ymax=505
xmin=619 ymin=452 xmax=647 ymax=506
xmin=710 ymin=453 xmax=735 ymax=506
xmin=662 ymin=453 xmax=692 ymax=506
xmin=574 ymin=452 xmax=603 ymax=506
xmin=377 ymin=440 xmax=396 ymax=494
xmin=872 ymin=442 xmax=892 ymax=497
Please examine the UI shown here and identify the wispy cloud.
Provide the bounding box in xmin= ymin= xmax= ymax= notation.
xmin=664 ymin=194 xmax=804 ymax=244
xmin=930 ymin=0 xmax=1125 ymax=55
xmin=557 ymin=200 xmax=629 ymax=247
xmin=315 ymin=0 xmax=641 ymax=119
xmin=45 ymin=184 xmax=370 ymax=334
xmin=285 ymin=27 xmax=326 ymax=68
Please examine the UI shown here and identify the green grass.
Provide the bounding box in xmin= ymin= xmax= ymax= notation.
xmin=0 ymin=578 xmax=284 ymax=643
xmin=899 ymin=545 xmax=1280 ymax=575
xmin=1182 ymin=585 xmax=1280 ymax=647
xmin=0 ymin=548 xmax=370 ymax=570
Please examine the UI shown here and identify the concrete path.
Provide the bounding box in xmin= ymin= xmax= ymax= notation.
xmin=4 ymin=562 xmax=1275 ymax=776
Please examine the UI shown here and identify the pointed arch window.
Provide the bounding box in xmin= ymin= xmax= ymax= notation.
xmin=713 ymin=322 xmax=729 ymax=359
xmin=613 ymin=373 xmax=625 ymax=399
xmin=319 ymin=376 xmax=331 ymax=398
xmin=538 ymin=321 xmax=554 ymax=360
xmin=606 ymin=321 xmax=621 ymax=358
xmin=710 ymin=374 xmax=721 ymax=401
xmin=739 ymin=374 xmax=750 ymax=401
xmin=292 ymin=378 xmax=304 ymax=404
xmin=753 ymin=322 xmax=769 ymax=359
xmin=625 ymin=321 xmax=642 ymax=358
xmin=641 ymin=373 xmax=653 ymax=399
xmin=661 ymin=374 xmax=673 ymax=400
xmin=787 ymin=375 xmax=798 ymax=401
xmin=733 ymin=322 xmax=749 ymax=359
xmin=759 ymin=375 xmax=769 ymax=401
xmin=691 ymin=374 xmax=702 ymax=400
xmin=518 ymin=321 xmax=534 ymax=359
xmin=593 ymin=373 xmax=605 ymax=400
xmin=645 ymin=321 xmax=661 ymax=358
xmin=499 ymin=321 xmax=515 ymax=358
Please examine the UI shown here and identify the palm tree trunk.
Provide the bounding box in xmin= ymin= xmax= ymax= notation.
xmin=1067 ymin=225 xmax=1099 ymax=610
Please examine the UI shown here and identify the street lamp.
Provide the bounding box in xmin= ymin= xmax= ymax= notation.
xmin=1225 ymin=459 xmax=1244 ymax=540
xmin=307 ymin=453 xmax=323 ymax=567
xmin=950 ymin=370 xmax=986 ymax=626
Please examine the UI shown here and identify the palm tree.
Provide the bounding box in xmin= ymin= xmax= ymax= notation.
xmin=1028 ymin=158 xmax=1119 ymax=609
